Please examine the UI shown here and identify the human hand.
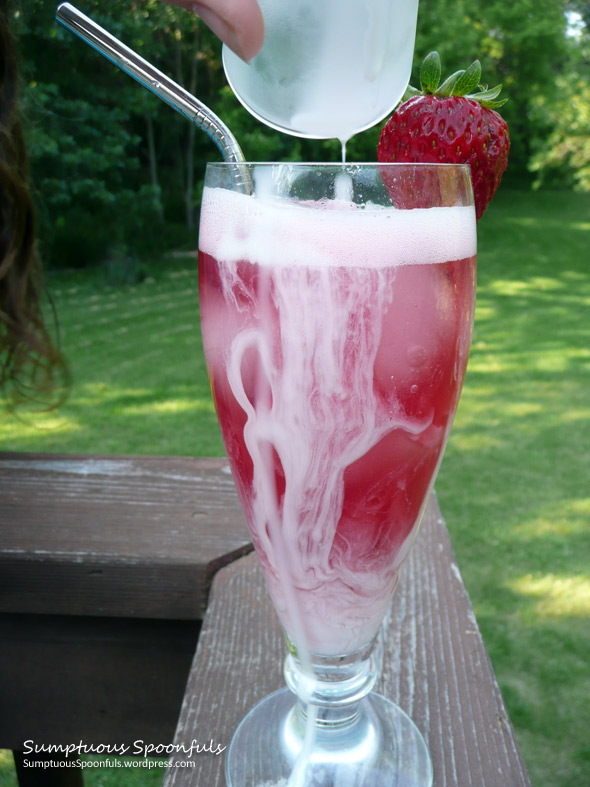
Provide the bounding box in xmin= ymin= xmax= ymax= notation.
xmin=163 ymin=0 xmax=264 ymax=62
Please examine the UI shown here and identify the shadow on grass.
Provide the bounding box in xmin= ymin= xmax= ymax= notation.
xmin=0 ymin=384 xmax=224 ymax=457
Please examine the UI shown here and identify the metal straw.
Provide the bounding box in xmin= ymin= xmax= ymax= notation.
xmin=56 ymin=3 xmax=251 ymax=191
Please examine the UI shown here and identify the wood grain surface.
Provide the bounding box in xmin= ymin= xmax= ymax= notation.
xmin=164 ymin=495 xmax=531 ymax=787
xmin=0 ymin=453 xmax=252 ymax=619
xmin=0 ymin=453 xmax=254 ymax=750
xmin=0 ymin=613 xmax=199 ymax=749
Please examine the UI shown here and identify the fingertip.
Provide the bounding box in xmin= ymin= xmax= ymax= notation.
xmin=238 ymin=1 xmax=265 ymax=61
xmin=192 ymin=0 xmax=265 ymax=63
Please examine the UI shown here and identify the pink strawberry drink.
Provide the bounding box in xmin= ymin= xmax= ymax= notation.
xmin=199 ymin=184 xmax=476 ymax=658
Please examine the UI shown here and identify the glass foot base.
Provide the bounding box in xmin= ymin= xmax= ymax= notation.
xmin=225 ymin=687 xmax=433 ymax=787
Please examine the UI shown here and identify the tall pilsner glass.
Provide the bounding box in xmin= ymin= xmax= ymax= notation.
xmin=198 ymin=163 xmax=476 ymax=786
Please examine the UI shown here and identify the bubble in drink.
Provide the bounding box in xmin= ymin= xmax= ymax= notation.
xmin=199 ymin=185 xmax=476 ymax=658
xmin=223 ymin=0 xmax=420 ymax=141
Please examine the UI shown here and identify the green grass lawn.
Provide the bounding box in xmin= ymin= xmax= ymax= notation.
xmin=436 ymin=189 xmax=590 ymax=786
xmin=0 ymin=752 xmax=167 ymax=787
xmin=0 ymin=258 xmax=223 ymax=457
xmin=1 ymin=190 xmax=589 ymax=786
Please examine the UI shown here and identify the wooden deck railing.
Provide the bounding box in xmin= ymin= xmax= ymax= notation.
xmin=0 ymin=453 xmax=531 ymax=786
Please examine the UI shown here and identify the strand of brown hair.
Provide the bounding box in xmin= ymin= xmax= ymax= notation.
xmin=0 ymin=0 xmax=69 ymax=409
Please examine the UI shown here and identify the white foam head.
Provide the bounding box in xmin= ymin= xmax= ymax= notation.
xmin=199 ymin=187 xmax=476 ymax=270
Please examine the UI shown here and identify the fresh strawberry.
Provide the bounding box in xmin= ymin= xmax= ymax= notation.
xmin=377 ymin=52 xmax=509 ymax=220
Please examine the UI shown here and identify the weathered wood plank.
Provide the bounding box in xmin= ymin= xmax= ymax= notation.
xmin=380 ymin=501 xmax=531 ymax=787
xmin=164 ymin=495 xmax=531 ymax=787
xmin=0 ymin=613 xmax=199 ymax=750
xmin=0 ymin=453 xmax=252 ymax=619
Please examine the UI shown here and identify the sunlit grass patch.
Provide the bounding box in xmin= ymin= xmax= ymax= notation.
xmin=0 ymin=410 xmax=82 ymax=441
xmin=120 ymin=397 xmax=216 ymax=416
xmin=447 ymin=430 xmax=505 ymax=452
xmin=509 ymin=573 xmax=590 ymax=618
xmin=487 ymin=276 xmax=565 ymax=295
xmin=0 ymin=254 xmax=222 ymax=457
xmin=512 ymin=497 xmax=590 ymax=542
xmin=70 ymin=383 xmax=155 ymax=406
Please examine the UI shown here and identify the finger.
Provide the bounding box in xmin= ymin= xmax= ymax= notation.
xmin=165 ymin=0 xmax=265 ymax=62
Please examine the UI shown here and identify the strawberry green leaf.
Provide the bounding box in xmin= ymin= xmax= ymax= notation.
xmin=401 ymin=84 xmax=422 ymax=102
xmin=478 ymin=97 xmax=509 ymax=109
xmin=420 ymin=51 xmax=441 ymax=94
xmin=436 ymin=70 xmax=465 ymax=97
xmin=452 ymin=60 xmax=482 ymax=96
xmin=408 ymin=51 xmax=509 ymax=111
xmin=471 ymin=85 xmax=503 ymax=102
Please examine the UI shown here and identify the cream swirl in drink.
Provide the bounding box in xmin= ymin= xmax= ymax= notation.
xmin=199 ymin=185 xmax=476 ymax=657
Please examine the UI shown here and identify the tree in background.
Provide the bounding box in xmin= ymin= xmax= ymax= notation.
xmin=11 ymin=0 xmax=589 ymax=271
xmin=14 ymin=0 xmax=223 ymax=269
xmin=411 ymin=0 xmax=570 ymax=185
xmin=530 ymin=2 xmax=590 ymax=189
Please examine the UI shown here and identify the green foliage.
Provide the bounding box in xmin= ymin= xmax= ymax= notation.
xmin=13 ymin=0 xmax=223 ymax=268
xmin=412 ymin=0 xmax=571 ymax=184
xmin=8 ymin=0 xmax=590 ymax=276
xmin=530 ymin=34 xmax=590 ymax=189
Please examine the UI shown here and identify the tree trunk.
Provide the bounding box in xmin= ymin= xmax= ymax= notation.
xmin=184 ymin=32 xmax=199 ymax=233
xmin=145 ymin=112 xmax=164 ymax=222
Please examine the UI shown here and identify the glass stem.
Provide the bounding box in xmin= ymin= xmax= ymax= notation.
xmin=284 ymin=649 xmax=378 ymax=730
